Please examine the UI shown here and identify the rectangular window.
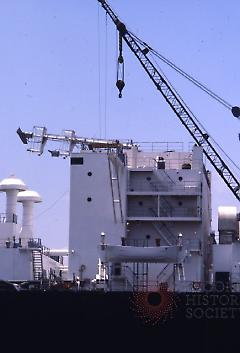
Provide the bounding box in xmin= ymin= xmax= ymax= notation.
xmin=71 ymin=157 xmax=84 ymax=165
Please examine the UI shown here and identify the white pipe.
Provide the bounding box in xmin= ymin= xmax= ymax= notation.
xmin=20 ymin=201 xmax=34 ymax=238
xmin=44 ymin=249 xmax=69 ymax=256
xmin=5 ymin=190 xmax=18 ymax=222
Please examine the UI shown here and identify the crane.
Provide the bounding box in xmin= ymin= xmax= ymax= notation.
xmin=97 ymin=0 xmax=240 ymax=201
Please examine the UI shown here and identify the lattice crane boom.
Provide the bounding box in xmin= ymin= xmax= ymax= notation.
xmin=98 ymin=0 xmax=240 ymax=201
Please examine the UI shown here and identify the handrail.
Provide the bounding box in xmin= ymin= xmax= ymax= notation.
xmin=0 ymin=213 xmax=18 ymax=224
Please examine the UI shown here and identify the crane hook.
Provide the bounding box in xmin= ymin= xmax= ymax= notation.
xmin=116 ymin=80 xmax=125 ymax=98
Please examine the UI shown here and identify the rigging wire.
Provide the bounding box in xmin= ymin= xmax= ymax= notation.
xmin=149 ymin=52 xmax=240 ymax=175
xmin=104 ymin=12 xmax=108 ymax=138
xmin=34 ymin=190 xmax=69 ymax=220
xmin=98 ymin=6 xmax=240 ymax=173
xmin=97 ymin=5 xmax=102 ymax=138
xmin=129 ymin=31 xmax=233 ymax=110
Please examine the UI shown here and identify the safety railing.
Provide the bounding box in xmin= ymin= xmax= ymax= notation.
xmin=128 ymin=180 xmax=201 ymax=193
xmin=127 ymin=206 xmax=201 ymax=218
xmin=0 ymin=213 xmax=18 ymax=224
xmin=127 ymin=156 xmax=193 ymax=169
xmin=125 ymin=239 xmax=150 ymax=247
xmin=134 ymin=142 xmax=184 ymax=152
xmin=0 ymin=237 xmax=42 ymax=249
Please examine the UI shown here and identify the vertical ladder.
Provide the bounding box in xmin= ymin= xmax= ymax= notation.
xmin=133 ymin=262 xmax=149 ymax=291
xmin=32 ymin=250 xmax=43 ymax=281
xmin=177 ymin=263 xmax=185 ymax=281
xmin=108 ymin=154 xmax=124 ymax=223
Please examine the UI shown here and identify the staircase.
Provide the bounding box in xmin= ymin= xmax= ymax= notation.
xmin=32 ymin=250 xmax=43 ymax=281
xmin=151 ymin=169 xmax=176 ymax=191
xmin=149 ymin=208 xmax=178 ymax=245
xmin=156 ymin=264 xmax=173 ymax=285
xmin=108 ymin=153 xmax=124 ymax=223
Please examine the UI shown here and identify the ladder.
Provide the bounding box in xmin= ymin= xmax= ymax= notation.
xmin=177 ymin=263 xmax=185 ymax=281
xmin=132 ymin=262 xmax=149 ymax=292
xmin=32 ymin=250 xmax=43 ymax=281
xmin=108 ymin=153 xmax=124 ymax=223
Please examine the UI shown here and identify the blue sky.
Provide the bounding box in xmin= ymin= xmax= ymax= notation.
xmin=0 ymin=0 xmax=239 ymax=248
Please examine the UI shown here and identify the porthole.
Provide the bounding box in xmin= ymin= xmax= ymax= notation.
xmin=146 ymin=176 xmax=151 ymax=181
xmin=88 ymin=172 xmax=92 ymax=176
xmin=138 ymin=201 xmax=143 ymax=206
xmin=179 ymin=176 xmax=183 ymax=181
xmin=87 ymin=197 xmax=92 ymax=202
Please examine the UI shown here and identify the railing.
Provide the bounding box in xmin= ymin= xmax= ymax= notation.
xmin=127 ymin=156 xmax=194 ymax=169
xmin=0 ymin=213 xmax=18 ymax=224
xmin=134 ymin=142 xmax=184 ymax=152
xmin=27 ymin=238 xmax=42 ymax=248
xmin=0 ymin=237 xmax=42 ymax=249
xmin=128 ymin=181 xmax=201 ymax=192
xmin=127 ymin=206 xmax=201 ymax=218
xmin=185 ymin=239 xmax=201 ymax=252
xmin=125 ymin=239 xmax=150 ymax=247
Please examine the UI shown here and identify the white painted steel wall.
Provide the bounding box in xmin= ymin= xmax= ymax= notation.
xmin=68 ymin=151 xmax=127 ymax=283
xmin=0 ymin=248 xmax=32 ymax=281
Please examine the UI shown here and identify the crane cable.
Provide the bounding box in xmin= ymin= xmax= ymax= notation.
xmin=34 ymin=190 xmax=69 ymax=220
xmin=149 ymin=52 xmax=240 ymax=175
xmin=97 ymin=5 xmax=102 ymax=138
xmin=104 ymin=12 xmax=108 ymax=138
xmin=129 ymin=31 xmax=233 ymax=110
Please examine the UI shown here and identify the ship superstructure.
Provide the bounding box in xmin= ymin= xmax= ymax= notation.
xmin=11 ymin=125 xmax=240 ymax=293
xmin=68 ymin=142 xmax=212 ymax=292
xmin=0 ymin=130 xmax=240 ymax=293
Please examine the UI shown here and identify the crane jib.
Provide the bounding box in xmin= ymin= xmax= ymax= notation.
xmin=98 ymin=0 xmax=240 ymax=202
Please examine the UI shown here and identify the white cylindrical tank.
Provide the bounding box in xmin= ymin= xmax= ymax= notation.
xmin=218 ymin=206 xmax=237 ymax=231
xmin=17 ymin=190 xmax=42 ymax=239
xmin=0 ymin=175 xmax=26 ymax=222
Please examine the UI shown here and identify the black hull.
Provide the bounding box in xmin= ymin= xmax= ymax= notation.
xmin=1 ymin=291 xmax=239 ymax=352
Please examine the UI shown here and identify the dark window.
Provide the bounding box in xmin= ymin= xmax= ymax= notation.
xmin=178 ymin=176 xmax=183 ymax=181
xmin=178 ymin=201 xmax=183 ymax=206
xmin=88 ymin=172 xmax=92 ymax=176
xmin=114 ymin=267 xmax=121 ymax=276
xmin=146 ymin=235 xmax=151 ymax=239
xmin=138 ymin=201 xmax=143 ymax=206
xmin=146 ymin=176 xmax=151 ymax=181
xmin=87 ymin=197 xmax=92 ymax=202
xmin=215 ymin=272 xmax=230 ymax=291
xmin=71 ymin=157 xmax=83 ymax=165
